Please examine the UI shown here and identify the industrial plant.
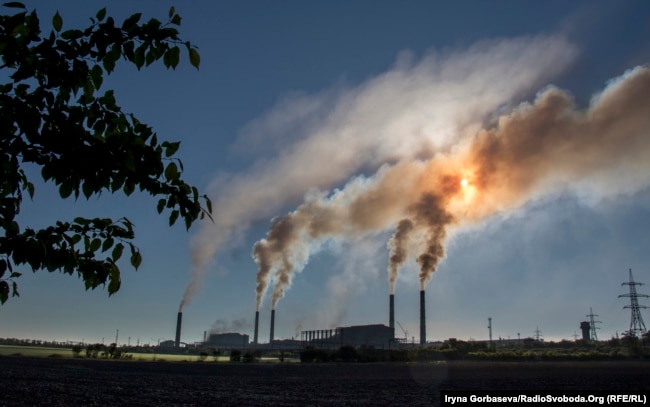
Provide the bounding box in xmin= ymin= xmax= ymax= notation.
xmin=167 ymin=269 xmax=648 ymax=352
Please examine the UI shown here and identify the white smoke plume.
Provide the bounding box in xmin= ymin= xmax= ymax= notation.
xmin=252 ymin=65 xmax=650 ymax=310
xmin=185 ymin=35 xmax=578 ymax=308
xmin=210 ymin=318 xmax=252 ymax=334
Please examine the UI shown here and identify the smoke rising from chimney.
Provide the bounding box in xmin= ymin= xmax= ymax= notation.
xmin=185 ymin=36 xmax=577 ymax=308
xmin=388 ymin=219 xmax=414 ymax=294
xmin=210 ymin=318 xmax=252 ymax=334
xmin=252 ymin=65 xmax=650 ymax=310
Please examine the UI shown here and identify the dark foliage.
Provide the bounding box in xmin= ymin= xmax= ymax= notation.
xmin=0 ymin=3 xmax=211 ymax=302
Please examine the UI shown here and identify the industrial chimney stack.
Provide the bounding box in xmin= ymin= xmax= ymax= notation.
xmin=389 ymin=294 xmax=395 ymax=333
xmin=420 ymin=290 xmax=426 ymax=346
xmin=254 ymin=311 xmax=259 ymax=345
xmin=270 ymin=309 xmax=276 ymax=344
xmin=175 ymin=312 xmax=182 ymax=348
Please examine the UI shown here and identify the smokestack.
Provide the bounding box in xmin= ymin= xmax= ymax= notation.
xmin=270 ymin=309 xmax=275 ymax=344
xmin=175 ymin=312 xmax=182 ymax=348
xmin=254 ymin=311 xmax=259 ymax=345
xmin=389 ymin=294 xmax=395 ymax=333
xmin=420 ymin=290 xmax=426 ymax=347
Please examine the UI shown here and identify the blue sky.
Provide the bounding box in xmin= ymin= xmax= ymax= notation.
xmin=2 ymin=1 xmax=650 ymax=346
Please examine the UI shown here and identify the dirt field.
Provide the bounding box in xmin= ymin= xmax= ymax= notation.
xmin=1 ymin=356 xmax=648 ymax=406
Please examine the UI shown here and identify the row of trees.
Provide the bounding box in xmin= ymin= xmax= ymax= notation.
xmin=71 ymin=342 xmax=131 ymax=359
xmin=299 ymin=334 xmax=650 ymax=363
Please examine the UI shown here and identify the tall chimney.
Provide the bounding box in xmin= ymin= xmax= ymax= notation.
xmin=254 ymin=311 xmax=259 ymax=345
xmin=270 ymin=309 xmax=275 ymax=344
xmin=175 ymin=312 xmax=182 ymax=348
xmin=389 ymin=294 xmax=395 ymax=333
xmin=420 ymin=290 xmax=426 ymax=347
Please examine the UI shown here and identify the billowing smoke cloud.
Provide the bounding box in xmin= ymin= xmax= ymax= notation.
xmin=252 ymin=65 xmax=650 ymax=310
xmin=184 ymin=35 xmax=577 ymax=308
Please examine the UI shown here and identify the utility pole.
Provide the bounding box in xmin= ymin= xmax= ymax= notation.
xmin=586 ymin=307 xmax=602 ymax=341
xmin=619 ymin=268 xmax=648 ymax=337
xmin=488 ymin=318 xmax=493 ymax=350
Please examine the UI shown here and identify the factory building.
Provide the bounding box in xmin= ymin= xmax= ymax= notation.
xmin=301 ymin=324 xmax=395 ymax=349
xmin=206 ymin=333 xmax=250 ymax=348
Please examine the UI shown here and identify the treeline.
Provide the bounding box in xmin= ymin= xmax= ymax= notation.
xmin=299 ymin=335 xmax=650 ymax=363
xmin=0 ymin=338 xmax=71 ymax=348
xmin=72 ymin=343 xmax=133 ymax=360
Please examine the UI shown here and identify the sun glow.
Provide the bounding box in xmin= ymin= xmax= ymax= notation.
xmin=460 ymin=178 xmax=469 ymax=187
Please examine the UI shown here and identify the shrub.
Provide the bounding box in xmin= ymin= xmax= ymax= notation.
xmin=230 ymin=349 xmax=242 ymax=362
xmin=336 ymin=346 xmax=358 ymax=362
xmin=243 ymin=350 xmax=261 ymax=363
xmin=300 ymin=347 xmax=331 ymax=363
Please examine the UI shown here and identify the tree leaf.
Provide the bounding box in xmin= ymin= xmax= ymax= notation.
xmin=189 ymin=48 xmax=200 ymax=69
xmin=163 ymin=141 xmax=180 ymax=157
xmin=25 ymin=181 xmax=34 ymax=199
xmin=123 ymin=181 xmax=135 ymax=196
xmin=0 ymin=281 xmax=8 ymax=304
xmin=96 ymin=7 xmax=106 ymax=21
xmin=134 ymin=44 xmax=146 ymax=70
xmin=171 ymin=14 xmax=181 ymax=26
xmin=164 ymin=162 xmax=178 ymax=181
xmin=108 ymin=264 xmax=121 ymax=295
xmin=170 ymin=46 xmax=180 ymax=69
xmin=82 ymin=181 xmax=94 ymax=199
xmin=168 ymin=6 xmax=175 ymax=18
xmin=74 ymin=217 xmax=90 ymax=225
xmin=101 ymin=237 xmax=114 ymax=253
xmin=3 ymin=2 xmax=26 ymax=9
xmin=205 ymin=195 xmax=212 ymax=214
xmin=169 ymin=210 xmax=179 ymax=226
xmin=59 ymin=182 xmax=73 ymax=199
xmin=123 ymin=40 xmax=135 ymax=62
xmin=111 ymin=243 xmax=124 ymax=262
xmin=145 ymin=48 xmax=157 ymax=66
xmin=90 ymin=238 xmax=102 ymax=252
xmin=157 ymin=198 xmax=165 ymax=214
xmin=130 ymin=251 xmax=142 ymax=269
xmin=122 ymin=12 xmax=141 ymax=31
xmin=0 ymin=260 xmax=6 ymax=278
xmin=52 ymin=11 xmax=63 ymax=32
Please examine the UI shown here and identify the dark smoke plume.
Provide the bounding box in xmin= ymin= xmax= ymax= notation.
xmin=409 ymin=193 xmax=456 ymax=289
xmin=387 ymin=219 xmax=414 ymax=294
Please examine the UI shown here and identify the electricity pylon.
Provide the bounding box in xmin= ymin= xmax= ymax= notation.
xmin=618 ymin=269 xmax=648 ymax=337
xmin=586 ymin=307 xmax=601 ymax=341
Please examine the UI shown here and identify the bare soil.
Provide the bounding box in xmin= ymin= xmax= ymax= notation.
xmin=1 ymin=356 xmax=648 ymax=406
